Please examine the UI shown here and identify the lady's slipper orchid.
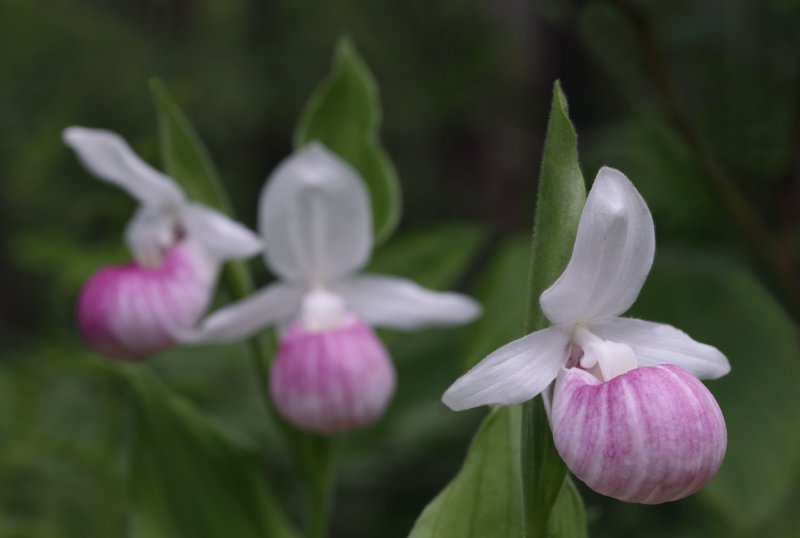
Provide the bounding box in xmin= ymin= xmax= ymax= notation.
xmin=65 ymin=127 xmax=262 ymax=360
xmin=442 ymin=167 xmax=730 ymax=503
xmin=184 ymin=143 xmax=481 ymax=433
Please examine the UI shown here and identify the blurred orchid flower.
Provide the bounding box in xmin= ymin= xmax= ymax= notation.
xmin=64 ymin=127 xmax=262 ymax=360
xmin=185 ymin=142 xmax=481 ymax=433
xmin=443 ymin=167 xmax=729 ymax=503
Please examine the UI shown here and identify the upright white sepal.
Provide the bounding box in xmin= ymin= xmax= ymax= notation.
xmin=540 ymin=167 xmax=655 ymax=325
xmin=259 ymin=142 xmax=372 ymax=283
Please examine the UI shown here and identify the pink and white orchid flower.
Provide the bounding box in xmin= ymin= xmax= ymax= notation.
xmin=443 ymin=167 xmax=729 ymax=504
xmin=64 ymin=127 xmax=262 ymax=360
xmin=184 ymin=142 xmax=481 ymax=433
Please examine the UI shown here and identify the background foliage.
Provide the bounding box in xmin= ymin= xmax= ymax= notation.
xmin=1 ymin=0 xmax=799 ymax=536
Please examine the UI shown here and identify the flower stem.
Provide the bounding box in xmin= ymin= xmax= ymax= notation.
xmin=306 ymin=437 xmax=338 ymax=538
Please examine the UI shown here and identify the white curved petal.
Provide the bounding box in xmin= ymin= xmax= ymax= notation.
xmin=590 ymin=317 xmax=730 ymax=380
xmin=258 ymin=142 xmax=372 ymax=283
xmin=540 ymin=167 xmax=655 ymax=325
xmin=183 ymin=203 xmax=263 ymax=261
xmin=337 ymin=274 xmax=481 ymax=330
xmin=63 ymin=127 xmax=184 ymax=207
xmin=442 ymin=326 xmax=570 ymax=411
xmin=180 ymin=282 xmax=304 ymax=344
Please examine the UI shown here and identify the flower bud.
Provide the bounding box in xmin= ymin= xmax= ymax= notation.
xmin=551 ymin=364 xmax=726 ymax=504
xmin=270 ymin=316 xmax=396 ymax=434
xmin=77 ymin=242 xmax=215 ymax=360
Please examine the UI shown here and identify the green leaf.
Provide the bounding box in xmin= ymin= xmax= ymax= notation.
xmin=367 ymin=222 xmax=487 ymax=290
xmin=546 ymin=478 xmax=588 ymax=538
xmin=630 ymin=256 xmax=800 ymax=533
xmin=149 ymin=78 xmax=253 ymax=300
xmin=408 ymin=406 xmax=524 ymax=538
xmin=521 ymin=81 xmax=586 ymax=538
xmin=125 ymin=367 xmax=298 ymax=538
xmin=294 ymin=37 xmax=401 ymax=244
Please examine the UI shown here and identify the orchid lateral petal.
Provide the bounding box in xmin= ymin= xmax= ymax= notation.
xmin=180 ymin=282 xmax=304 ymax=344
xmin=337 ymin=274 xmax=481 ymax=330
xmin=540 ymin=167 xmax=655 ymax=325
xmin=258 ymin=142 xmax=372 ymax=283
xmin=183 ymin=203 xmax=263 ymax=261
xmin=442 ymin=326 xmax=570 ymax=411
xmin=63 ymin=127 xmax=184 ymax=208
xmin=590 ymin=317 xmax=730 ymax=380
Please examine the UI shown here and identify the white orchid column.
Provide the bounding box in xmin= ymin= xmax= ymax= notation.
xmin=443 ymin=167 xmax=729 ymax=504
xmin=64 ymin=127 xmax=262 ymax=360
xmin=185 ymin=143 xmax=481 ymax=434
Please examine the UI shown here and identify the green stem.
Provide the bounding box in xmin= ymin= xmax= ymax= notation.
xmin=306 ymin=438 xmax=337 ymax=538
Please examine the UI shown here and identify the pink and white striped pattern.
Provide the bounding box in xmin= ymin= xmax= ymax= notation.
xmin=270 ymin=316 xmax=396 ymax=434
xmin=551 ymin=364 xmax=726 ymax=504
xmin=77 ymin=241 xmax=216 ymax=360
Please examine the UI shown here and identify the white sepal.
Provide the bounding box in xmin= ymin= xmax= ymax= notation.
xmin=183 ymin=203 xmax=263 ymax=261
xmin=337 ymin=274 xmax=482 ymax=330
xmin=259 ymin=142 xmax=372 ymax=283
xmin=63 ymin=127 xmax=184 ymax=208
xmin=442 ymin=326 xmax=570 ymax=411
xmin=179 ymin=281 xmax=304 ymax=343
xmin=590 ymin=317 xmax=730 ymax=380
xmin=540 ymin=167 xmax=655 ymax=325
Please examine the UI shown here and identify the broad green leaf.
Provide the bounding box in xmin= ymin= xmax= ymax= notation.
xmin=125 ymin=367 xmax=298 ymax=538
xmin=521 ymin=81 xmax=586 ymax=538
xmin=294 ymin=37 xmax=401 ymax=244
xmin=630 ymin=257 xmax=800 ymax=533
xmin=149 ymin=78 xmax=253 ymax=301
xmin=408 ymin=406 xmax=524 ymax=538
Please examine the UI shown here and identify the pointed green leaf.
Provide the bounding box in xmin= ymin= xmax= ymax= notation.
xmin=521 ymin=81 xmax=587 ymax=538
xmin=408 ymin=406 xmax=524 ymax=538
xmin=295 ymin=37 xmax=401 ymax=244
xmin=149 ymin=78 xmax=253 ymax=300
xmin=125 ymin=367 xmax=298 ymax=538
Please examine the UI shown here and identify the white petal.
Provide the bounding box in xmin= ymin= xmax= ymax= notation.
xmin=336 ymin=274 xmax=481 ymax=330
xmin=183 ymin=203 xmax=263 ymax=261
xmin=63 ymin=127 xmax=184 ymax=207
xmin=258 ymin=142 xmax=372 ymax=283
xmin=540 ymin=167 xmax=655 ymax=325
xmin=590 ymin=317 xmax=730 ymax=380
xmin=442 ymin=326 xmax=570 ymax=411
xmin=180 ymin=282 xmax=304 ymax=343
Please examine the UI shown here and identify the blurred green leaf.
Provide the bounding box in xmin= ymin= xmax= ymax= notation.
xmin=149 ymin=78 xmax=232 ymax=213
xmin=368 ymin=222 xmax=487 ymax=290
xmin=522 ymin=81 xmax=587 ymax=538
xmin=463 ymin=236 xmax=529 ymax=370
xmin=408 ymin=406 xmax=523 ymax=538
xmin=149 ymin=78 xmax=255 ymax=301
xmin=125 ymin=367 xmax=298 ymax=538
xmin=631 ymin=256 xmax=800 ymax=533
xmin=295 ymin=37 xmax=401 ymax=245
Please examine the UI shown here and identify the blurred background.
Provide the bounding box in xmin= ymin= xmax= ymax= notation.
xmin=1 ymin=0 xmax=799 ymax=536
